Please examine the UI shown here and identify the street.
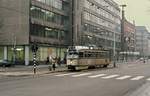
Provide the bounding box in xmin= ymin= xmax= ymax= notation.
xmin=0 ymin=61 xmax=150 ymax=96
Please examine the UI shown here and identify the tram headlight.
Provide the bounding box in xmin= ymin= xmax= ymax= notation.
xmin=69 ymin=60 xmax=77 ymax=65
xmin=70 ymin=61 xmax=73 ymax=64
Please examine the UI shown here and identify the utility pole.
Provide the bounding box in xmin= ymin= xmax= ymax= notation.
xmin=120 ymin=4 xmax=127 ymax=61
xmin=71 ymin=0 xmax=74 ymax=46
xmin=113 ymin=32 xmax=116 ymax=67
xmin=31 ymin=43 xmax=38 ymax=74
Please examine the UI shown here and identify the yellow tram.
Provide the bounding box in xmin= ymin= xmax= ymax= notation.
xmin=67 ymin=46 xmax=111 ymax=70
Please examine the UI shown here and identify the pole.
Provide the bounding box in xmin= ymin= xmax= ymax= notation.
xmin=120 ymin=4 xmax=127 ymax=62
xmin=32 ymin=43 xmax=38 ymax=75
xmin=113 ymin=32 xmax=116 ymax=67
xmin=33 ymin=52 xmax=37 ymax=74
xmin=71 ymin=0 xmax=74 ymax=46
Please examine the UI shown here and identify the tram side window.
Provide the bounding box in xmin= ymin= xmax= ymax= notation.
xmin=68 ymin=51 xmax=78 ymax=55
xmin=79 ymin=52 xmax=84 ymax=58
xmin=98 ymin=52 xmax=105 ymax=58
xmin=85 ymin=52 xmax=92 ymax=58
xmin=92 ymin=52 xmax=97 ymax=58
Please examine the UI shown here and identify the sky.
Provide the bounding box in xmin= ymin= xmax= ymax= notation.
xmin=114 ymin=0 xmax=150 ymax=31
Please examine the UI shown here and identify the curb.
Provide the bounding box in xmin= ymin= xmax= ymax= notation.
xmin=0 ymin=68 xmax=67 ymax=77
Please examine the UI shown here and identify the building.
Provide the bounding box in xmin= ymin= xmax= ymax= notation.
xmin=0 ymin=0 xmax=71 ymax=65
xmin=123 ymin=20 xmax=136 ymax=52
xmin=148 ymin=32 xmax=150 ymax=58
xmin=121 ymin=19 xmax=136 ymax=61
xmin=0 ymin=0 xmax=121 ymax=65
xmin=136 ymin=26 xmax=149 ymax=57
xmin=72 ymin=0 xmax=121 ymax=59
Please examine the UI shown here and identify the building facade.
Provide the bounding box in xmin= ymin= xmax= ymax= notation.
xmin=148 ymin=33 xmax=150 ymax=58
xmin=123 ymin=20 xmax=136 ymax=52
xmin=72 ymin=0 xmax=121 ymax=59
xmin=120 ymin=19 xmax=136 ymax=61
xmin=136 ymin=26 xmax=149 ymax=57
xmin=0 ymin=0 xmax=71 ymax=65
xmin=0 ymin=0 xmax=121 ymax=65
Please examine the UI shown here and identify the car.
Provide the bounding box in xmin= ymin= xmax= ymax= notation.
xmin=0 ymin=60 xmax=14 ymax=67
xmin=139 ymin=58 xmax=144 ymax=61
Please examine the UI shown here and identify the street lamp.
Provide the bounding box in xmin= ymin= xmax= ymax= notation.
xmin=120 ymin=4 xmax=127 ymax=61
xmin=113 ymin=32 xmax=116 ymax=67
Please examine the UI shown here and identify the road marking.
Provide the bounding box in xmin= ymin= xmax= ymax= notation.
xmin=88 ymin=74 xmax=106 ymax=78
xmin=130 ymin=76 xmax=144 ymax=80
xmin=55 ymin=73 xmax=76 ymax=77
xmin=146 ymin=78 xmax=150 ymax=81
xmin=116 ymin=75 xmax=131 ymax=80
xmin=72 ymin=73 xmax=92 ymax=77
xmin=101 ymin=74 xmax=119 ymax=79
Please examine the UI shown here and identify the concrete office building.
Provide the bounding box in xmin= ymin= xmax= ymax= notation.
xmin=0 ymin=0 xmax=71 ymax=65
xmin=136 ymin=26 xmax=149 ymax=57
xmin=0 ymin=0 xmax=121 ymax=65
xmin=72 ymin=0 xmax=121 ymax=58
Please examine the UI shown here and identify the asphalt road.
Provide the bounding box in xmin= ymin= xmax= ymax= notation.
xmin=0 ymin=61 xmax=150 ymax=96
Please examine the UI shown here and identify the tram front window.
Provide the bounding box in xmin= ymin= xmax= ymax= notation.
xmin=67 ymin=51 xmax=79 ymax=59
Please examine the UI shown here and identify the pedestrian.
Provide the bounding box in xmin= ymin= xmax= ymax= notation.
xmin=63 ymin=57 xmax=66 ymax=64
xmin=57 ymin=57 xmax=61 ymax=66
xmin=52 ymin=56 xmax=56 ymax=71
xmin=46 ymin=56 xmax=49 ymax=65
xmin=143 ymin=59 xmax=146 ymax=63
xmin=46 ymin=56 xmax=52 ymax=71
xmin=49 ymin=55 xmax=52 ymax=65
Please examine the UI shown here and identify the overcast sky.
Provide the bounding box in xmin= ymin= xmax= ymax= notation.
xmin=114 ymin=0 xmax=150 ymax=31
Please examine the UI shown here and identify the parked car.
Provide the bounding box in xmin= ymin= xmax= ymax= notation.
xmin=139 ymin=58 xmax=144 ymax=61
xmin=0 ymin=60 xmax=14 ymax=67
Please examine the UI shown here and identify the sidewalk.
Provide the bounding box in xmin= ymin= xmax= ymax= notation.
xmin=0 ymin=64 xmax=67 ymax=77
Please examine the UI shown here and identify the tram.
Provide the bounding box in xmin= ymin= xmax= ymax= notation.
xmin=66 ymin=46 xmax=111 ymax=70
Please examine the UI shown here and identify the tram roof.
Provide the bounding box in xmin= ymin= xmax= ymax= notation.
xmin=78 ymin=49 xmax=109 ymax=52
xmin=68 ymin=46 xmax=109 ymax=52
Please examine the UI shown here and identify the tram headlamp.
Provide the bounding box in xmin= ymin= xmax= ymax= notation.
xmin=70 ymin=61 xmax=73 ymax=64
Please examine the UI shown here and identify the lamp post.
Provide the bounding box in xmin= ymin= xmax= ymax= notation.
xmin=120 ymin=4 xmax=127 ymax=61
xmin=71 ymin=0 xmax=74 ymax=46
xmin=113 ymin=32 xmax=116 ymax=67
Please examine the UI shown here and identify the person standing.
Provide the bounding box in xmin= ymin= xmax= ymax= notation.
xmin=46 ymin=56 xmax=52 ymax=71
xmin=52 ymin=56 xmax=56 ymax=71
xmin=46 ymin=56 xmax=49 ymax=65
xmin=57 ymin=57 xmax=61 ymax=66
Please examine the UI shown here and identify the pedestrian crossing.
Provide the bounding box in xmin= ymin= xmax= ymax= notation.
xmin=116 ymin=75 xmax=131 ymax=80
xmin=88 ymin=74 xmax=106 ymax=78
xmin=101 ymin=74 xmax=119 ymax=79
xmin=130 ymin=76 xmax=144 ymax=81
xmin=72 ymin=73 xmax=92 ymax=77
xmin=53 ymin=72 xmax=150 ymax=81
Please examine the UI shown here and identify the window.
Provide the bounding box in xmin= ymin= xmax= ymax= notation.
xmin=30 ymin=24 xmax=67 ymax=39
xmin=30 ymin=6 xmax=66 ymax=25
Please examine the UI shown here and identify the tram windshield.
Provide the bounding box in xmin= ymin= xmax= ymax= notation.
xmin=67 ymin=50 xmax=79 ymax=59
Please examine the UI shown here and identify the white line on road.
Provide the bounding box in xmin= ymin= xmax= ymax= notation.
xmin=88 ymin=74 xmax=106 ymax=78
xmin=146 ymin=78 xmax=150 ymax=81
xmin=72 ymin=73 xmax=92 ymax=77
xmin=130 ymin=76 xmax=144 ymax=80
xmin=116 ymin=75 xmax=131 ymax=80
xmin=55 ymin=73 xmax=76 ymax=77
xmin=101 ymin=74 xmax=119 ymax=79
